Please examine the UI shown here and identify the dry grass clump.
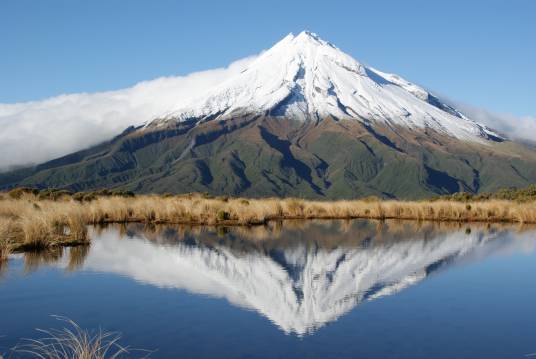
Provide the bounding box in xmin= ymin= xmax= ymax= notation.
xmin=0 ymin=196 xmax=89 ymax=252
xmin=0 ymin=235 xmax=10 ymax=262
xmin=0 ymin=217 xmax=19 ymax=261
xmin=12 ymin=316 xmax=144 ymax=359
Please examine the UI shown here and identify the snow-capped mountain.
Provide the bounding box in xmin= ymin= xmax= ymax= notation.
xmin=62 ymin=225 xmax=535 ymax=335
xmin=151 ymin=31 xmax=498 ymax=142
xmin=3 ymin=31 xmax=536 ymax=198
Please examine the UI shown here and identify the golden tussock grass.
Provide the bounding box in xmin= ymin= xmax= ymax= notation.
xmin=0 ymin=194 xmax=89 ymax=254
xmin=0 ymin=192 xmax=535 ymax=253
xmin=12 ymin=316 xmax=145 ymax=359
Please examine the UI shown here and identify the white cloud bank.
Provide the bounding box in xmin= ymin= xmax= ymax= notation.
xmin=0 ymin=56 xmax=534 ymax=170
xmin=0 ymin=56 xmax=255 ymax=170
xmin=452 ymin=102 xmax=536 ymax=145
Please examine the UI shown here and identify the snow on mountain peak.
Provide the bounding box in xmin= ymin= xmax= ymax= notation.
xmin=151 ymin=31 xmax=500 ymax=142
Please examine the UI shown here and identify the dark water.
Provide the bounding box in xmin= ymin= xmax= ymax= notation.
xmin=1 ymin=220 xmax=536 ymax=358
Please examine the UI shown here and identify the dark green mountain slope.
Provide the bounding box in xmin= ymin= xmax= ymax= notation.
xmin=1 ymin=116 xmax=536 ymax=200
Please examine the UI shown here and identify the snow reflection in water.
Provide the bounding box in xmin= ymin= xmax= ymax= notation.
xmin=21 ymin=220 xmax=536 ymax=336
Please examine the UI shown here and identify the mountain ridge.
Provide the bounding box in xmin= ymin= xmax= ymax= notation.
xmin=149 ymin=31 xmax=500 ymax=142
xmin=1 ymin=31 xmax=535 ymax=199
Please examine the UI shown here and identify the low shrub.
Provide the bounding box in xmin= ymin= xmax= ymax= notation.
xmin=38 ymin=189 xmax=73 ymax=201
xmin=8 ymin=187 xmax=38 ymax=199
xmin=440 ymin=185 xmax=536 ymax=203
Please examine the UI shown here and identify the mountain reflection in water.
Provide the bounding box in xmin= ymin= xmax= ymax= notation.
xmin=17 ymin=220 xmax=536 ymax=336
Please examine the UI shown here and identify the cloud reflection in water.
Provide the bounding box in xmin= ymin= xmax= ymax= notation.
xmin=52 ymin=221 xmax=536 ymax=335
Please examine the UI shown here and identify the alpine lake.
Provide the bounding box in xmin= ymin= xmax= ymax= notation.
xmin=1 ymin=219 xmax=536 ymax=358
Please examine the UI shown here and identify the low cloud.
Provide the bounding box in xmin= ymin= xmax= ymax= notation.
xmin=0 ymin=56 xmax=255 ymax=170
xmin=445 ymin=100 xmax=536 ymax=145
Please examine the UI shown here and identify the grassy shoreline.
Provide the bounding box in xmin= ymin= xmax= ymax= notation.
xmin=1 ymin=189 xmax=536 ymax=257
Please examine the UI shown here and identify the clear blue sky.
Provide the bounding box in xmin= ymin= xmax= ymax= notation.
xmin=1 ymin=0 xmax=535 ymax=117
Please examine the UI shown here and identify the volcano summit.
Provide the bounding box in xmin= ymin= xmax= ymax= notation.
xmin=2 ymin=31 xmax=536 ymax=198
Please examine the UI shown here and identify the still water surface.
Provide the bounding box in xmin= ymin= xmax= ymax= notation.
xmin=1 ymin=220 xmax=536 ymax=358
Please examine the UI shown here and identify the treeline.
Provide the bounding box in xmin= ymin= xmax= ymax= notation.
xmin=4 ymin=187 xmax=135 ymax=202
xmin=2 ymin=185 xmax=536 ymax=203
xmin=436 ymin=185 xmax=536 ymax=203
